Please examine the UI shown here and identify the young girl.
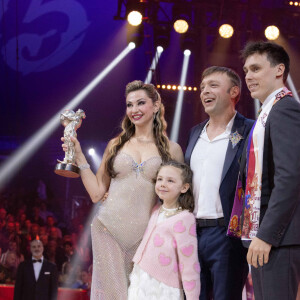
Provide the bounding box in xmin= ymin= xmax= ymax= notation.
xmin=128 ymin=160 xmax=200 ymax=300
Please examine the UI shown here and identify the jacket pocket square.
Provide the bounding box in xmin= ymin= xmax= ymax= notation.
xmin=44 ymin=272 xmax=51 ymax=275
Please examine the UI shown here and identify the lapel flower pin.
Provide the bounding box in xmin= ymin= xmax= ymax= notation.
xmin=229 ymin=131 xmax=243 ymax=148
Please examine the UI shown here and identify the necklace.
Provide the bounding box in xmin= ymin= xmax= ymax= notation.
xmin=160 ymin=205 xmax=182 ymax=217
xmin=135 ymin=137 xmax=155 ymax=144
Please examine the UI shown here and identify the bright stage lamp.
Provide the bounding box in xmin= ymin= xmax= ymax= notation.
xmin=265 ymin=26 xmax=280 ymax=40
xmin=88 ymin=148 xmax=95 ymax=156
xmin=127 ymin=11 xmax=143 ymax=26
xmin=184 ymin=49 xmax=191 ymax=56
xmin=157 ymin=46 xmax=164 ymax=53
xmin=128 ymin=42 xmax=136 ymax=49
xmin=219 ymin=24 xmax=234 ymax=38
xmin=174 ymin=19 xmax=189 ymax=34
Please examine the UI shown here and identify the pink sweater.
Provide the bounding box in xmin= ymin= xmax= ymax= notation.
xmin=133 ymin=205 xmax=200 ymax=299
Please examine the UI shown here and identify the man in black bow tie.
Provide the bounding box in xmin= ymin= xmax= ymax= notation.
xmin=14 ymin=239 xmax=58 ymax=300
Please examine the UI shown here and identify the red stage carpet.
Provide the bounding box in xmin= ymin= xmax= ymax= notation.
xmin=0 ymin=284 xmax=89 ymax=300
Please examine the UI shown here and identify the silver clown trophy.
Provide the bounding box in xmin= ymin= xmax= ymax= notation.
xmin=54 ymin=109 xmax=86 ymax=178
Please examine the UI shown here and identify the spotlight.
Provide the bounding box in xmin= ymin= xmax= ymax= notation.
xmin=162 ymin=85 xmax=166 ymax=89
xmin=127 ymin=23 xmax=144 ymax=48
xmin=154 ymin=23 xmax=171 ymax=50
xmin=219 ymin=24 xmax=234 ymax=38
xmin=184 ymin=49 xmax=191 ymax=56
xmin=127 ymin=11 xmax=143 ymax=26
xmin=167 ymin=85 xmax=171 ymax=89
xmin=157 ymin=46 xmax=164 ymax=53
xmin=180 ymin=30 xmax=196 ymax=53
xmin=265 ymin=25 xmax=280 ymax=40
xmin=128 ymin=42 xmax=136 ymax=49
xmin=88 ymin=148 xmax=95 ymax=156
xmin=172 ymin=85 xmax=177 ymax=90
xmin=172 ymin=3 xmax=191 ymax=34
xmin=174 ymin=19 xmax=189 ymax=34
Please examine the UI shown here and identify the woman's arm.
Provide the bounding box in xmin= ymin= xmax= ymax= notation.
xmin=62 ymin=137 xmax=112 ymax=203
xmin=169 ymin=141 xmax=184 ymax=163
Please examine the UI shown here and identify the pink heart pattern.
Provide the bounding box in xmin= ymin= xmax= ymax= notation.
xmin=153 ymin=234 xmax=164 ymax=247
xmin=173 ymin=262 xmax=184 ymax=273
xmin=158 ymin=253 xmax=172 ymax=266
xmin=189 ymin=223 xmax=196 ymax=237
xmin=183 ymin=280 xmax=196 ymax=291
xmin=173 ymin=220 xmax=186 ymax=233
xmin=193 ymin=262 xmax=200 ymax=273
xmin=172 ymin=238 xmax=177 ymax=248
xmin=181 ymin=245 xmax=194 ymax=257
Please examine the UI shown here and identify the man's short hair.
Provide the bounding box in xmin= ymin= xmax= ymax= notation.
xmin=241 ymin=41 xmax=290 ymax=83
xmin=201 ymin=66 xmax=242 ymax=104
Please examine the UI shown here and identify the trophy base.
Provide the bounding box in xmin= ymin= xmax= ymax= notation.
xmin=54 ymin=163 xmax=80 ymax=178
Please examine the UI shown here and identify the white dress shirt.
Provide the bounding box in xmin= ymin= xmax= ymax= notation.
xmin=32 ymin=256 xmax=44 ymax=281
xmin=191 ymin=113 xmax=236 ymax=219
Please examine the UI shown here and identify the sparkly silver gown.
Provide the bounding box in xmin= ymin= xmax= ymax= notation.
xmin=91 ymin=151 xmax=162 ymax=300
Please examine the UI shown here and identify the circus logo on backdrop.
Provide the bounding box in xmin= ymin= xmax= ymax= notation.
xmin=0 ymin=0 xmax=90 ymax=75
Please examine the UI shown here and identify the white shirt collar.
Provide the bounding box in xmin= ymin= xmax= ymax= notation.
xmin=261 ymin=87 xmax=284 ymax=109
xmin=202 ymin=111 xmax=237 ymax=135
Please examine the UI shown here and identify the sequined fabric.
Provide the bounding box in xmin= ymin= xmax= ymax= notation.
xmin=91 ymin=152 xmax=162 ymax=300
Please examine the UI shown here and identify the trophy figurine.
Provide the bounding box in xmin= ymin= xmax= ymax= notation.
xmin=54 ymin=109 xmax=86 ymax=178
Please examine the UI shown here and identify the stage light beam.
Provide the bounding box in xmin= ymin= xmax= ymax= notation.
xmin=170 ymin=52 xmax=191 ymax=142
xmin=144 ymin=47 xmax=163 ymax=84
xmin=0 ymin=44 xmax=134 ymax=190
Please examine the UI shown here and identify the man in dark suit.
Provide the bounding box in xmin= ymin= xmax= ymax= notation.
xmin=14 ymin=239 xmax=58 ymax=300
xmin=241 ymin=41 xmax=300 ymax=300
xmin=185 ymin=66 xmax=254 ymax=300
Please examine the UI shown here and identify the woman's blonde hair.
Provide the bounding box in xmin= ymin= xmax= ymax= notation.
xmin=105 ymin=80 xmax=171 ymax=177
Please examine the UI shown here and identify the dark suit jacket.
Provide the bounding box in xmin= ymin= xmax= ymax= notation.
xmin=241 ymin=96 xmax=300 ymax=247
xmin=14 ymin=258 xmax=58 ymax=300
xmin=185 ymin=112 xmax=254 ymax=226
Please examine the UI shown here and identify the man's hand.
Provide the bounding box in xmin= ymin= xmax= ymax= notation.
xmin=247 ymin=237 xmax=272 ymax=268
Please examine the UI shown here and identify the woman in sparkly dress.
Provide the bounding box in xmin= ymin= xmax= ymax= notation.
xmin=63 ymin=80 xmax=184 ymax=299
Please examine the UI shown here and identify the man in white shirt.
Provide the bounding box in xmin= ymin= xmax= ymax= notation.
xmin=185 ymin=66 xmax=254 ymax=300
xmin=14 ymin=239 xmax=58 ymax=300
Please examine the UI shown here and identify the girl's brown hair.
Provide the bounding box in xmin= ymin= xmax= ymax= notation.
xmin=105 ymin=80 xmax=171 ymax=177
xmin=157 ymin=160 xmax=194 ymax=213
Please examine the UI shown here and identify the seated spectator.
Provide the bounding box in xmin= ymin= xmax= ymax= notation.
xmin=0 ymin=251 xmax=17 ymax=284
xmin=59 ymin=261 xmax=75 ymax=287
xmin=0 ymin=208 xmax=7 ymax=229
xmin=1 ymin=239 xmax=24 ymax=269
xmin=77 ymin=270 xmax=91 ymax=290
xmin=30 ymin=207 xmax=45 ymax=226
xmin=0 ymin=222 xmax=16 ymax=252
xmin=30 ymin=223 xmax=40 ymax=240
xmin=39 ymin=234 xmax=49 ymax=248
xmin=46 ymin=216 xmax=62 ymax=239
xmin=39 ymin=202 xmax=54 ymax=223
